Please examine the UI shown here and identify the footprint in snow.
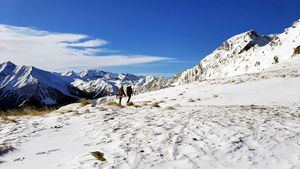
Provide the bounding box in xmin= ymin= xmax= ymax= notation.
xmin=14 ymin=157 xmax=25 ymax=162
xmin=52 ymin=125 xmax=63 ymax=129
xmin=36 ymin=149 xmax=61 ymax=155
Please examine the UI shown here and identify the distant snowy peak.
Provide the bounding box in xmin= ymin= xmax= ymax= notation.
xmin=3 ymin=65 xmax=70 ymax=93
xmin=76 ymin=69 xmax=143 ymax=82
xmin=62 ymin=70 xmax=79 ymax=78
xmin=0 ymin=61 xmax=16 ymax=76
xmin=118 ymin=73 xmax=143 ymax=82
xmin=79 ymin=70 xmax=118 ymax=81
xmin=172 ymin=19 xmax=300 ymax=84
xmin=62 ymin=69 xmax=147 ymax=88
xmin=0 ymin=61 xmax=16 ymax=69
xmin=64 ymin=69 xmax=132 ymax=80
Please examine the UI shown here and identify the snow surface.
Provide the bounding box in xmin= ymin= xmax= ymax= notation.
xmin=1 ymin=61 xmax=300 ymax=169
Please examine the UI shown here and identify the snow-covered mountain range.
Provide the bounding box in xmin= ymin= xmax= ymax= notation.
xmin=61 ymin=69 xmax=151 ymax=98
xmin=0 ymin=62 xmax=151 ymax=110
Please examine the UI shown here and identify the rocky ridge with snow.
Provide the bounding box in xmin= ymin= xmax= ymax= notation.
xmin=171 ymin=20 xmax=300 ymax=85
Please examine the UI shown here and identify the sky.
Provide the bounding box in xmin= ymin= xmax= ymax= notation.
xmin=0 ymin=0 xmax=300 ymax=77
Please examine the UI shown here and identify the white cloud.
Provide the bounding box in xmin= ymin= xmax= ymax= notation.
xmin=0 ymin=24 xmax=171 ymax=71
xmin=66 ymin=39 xmax=108 ymax=48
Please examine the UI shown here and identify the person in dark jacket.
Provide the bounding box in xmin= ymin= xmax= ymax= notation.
xmin=117 ymin=85 xmax=126 ymax=105
xmin=126 ymin=85 xmax=133 ymax=103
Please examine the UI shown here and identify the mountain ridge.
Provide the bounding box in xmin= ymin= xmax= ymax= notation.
xmin=0 ymin=62 xmax=151 ymax=110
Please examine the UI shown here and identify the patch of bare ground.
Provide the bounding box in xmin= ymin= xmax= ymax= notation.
xmin=0 ymin=107 xmax=56 ymax=118
xmin=79 ymin=99 xmax=93 ymax=107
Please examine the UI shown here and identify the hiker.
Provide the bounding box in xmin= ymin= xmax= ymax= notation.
xmin=126 ymin=85 xmax=133 ymax=104
xmin=117 ymin=85 xmax=126 ymax=105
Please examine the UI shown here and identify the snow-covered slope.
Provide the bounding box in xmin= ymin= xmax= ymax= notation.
xmin=0 ymin=62 xmax=85 ymax=110
xmin=172 ymin=19 xmax=300 ymax=84
xmin=1 ymin=57 xmax=300 ymax=169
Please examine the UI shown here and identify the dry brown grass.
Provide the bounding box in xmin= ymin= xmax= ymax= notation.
xmin=0 ymin=116 xmax=18 ymax=123
xmin=134 ymin=104 xmax=142 ymax=108
xmin=107 ymin=101 xmax=124 ymax=108
xmin=294 ymin=45 xmax=300 ymax=56
xmin=126 ymin=102 xmax=134 ymax=106
xmin=107 ymin=101 xmax=120 ymax=106
xmin=0 ymin=107 xmax=55 ymax=118
xmin=91 ymin=151 xmax=106 ymax=161
xmin=126 ymin=102 xmax=142 ymax=108
xmin=79 ymin=99 xmax=92 ymax=107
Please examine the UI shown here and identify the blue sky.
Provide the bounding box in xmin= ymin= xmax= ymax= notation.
xmin=0 ymin=0 xmax=300 ymax=76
